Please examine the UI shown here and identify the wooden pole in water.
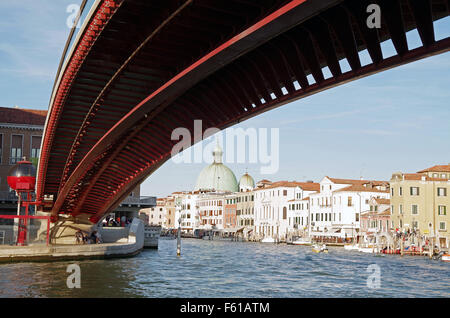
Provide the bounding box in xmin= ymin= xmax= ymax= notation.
xmin=177 ymin=218 xmax=181 ymax=257
xmin=429 ymin=237 xmax=434 ymax=259
xmin=400 ymin=239 xmax=404 ymax=256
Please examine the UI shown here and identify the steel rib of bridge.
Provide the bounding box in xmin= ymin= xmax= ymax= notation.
xmin=37 ymin=0 xmax=450 ymax=223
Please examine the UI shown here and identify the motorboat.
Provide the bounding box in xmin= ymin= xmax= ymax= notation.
xmin=261 ymin=237 xmax=276 ymax=243
xmin=312 ymin=244 xmax=328 ymax=253
xmin=358 ymin=245 xmax=379 ymax=253
xmin=442 ymin=253 xmax=450 ymax=262
xmin=292 ymin=237 xmax=312 ymax=246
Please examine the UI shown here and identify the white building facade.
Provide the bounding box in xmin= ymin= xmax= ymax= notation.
xmin=309 ymin=177 xmax=390 ymax=239
xmin=254 ymin=181 xmax=319 ymax=241
xmin=197 ymin=192 xmax=227 ymax=230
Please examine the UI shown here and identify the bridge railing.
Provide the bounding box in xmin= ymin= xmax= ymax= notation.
xmin=53 ymin=0 xmax=98 ymax=95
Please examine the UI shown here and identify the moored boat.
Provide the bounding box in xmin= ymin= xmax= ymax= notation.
xmin=292 ymin=237 xmax=312 ymax=246
xmin=442 ymin=253 xmax=450 ymax=262
xmin=358 ymin=246 xmax=379 ymax=253
xmin=261 ymin=237 xmax=276 ymax=243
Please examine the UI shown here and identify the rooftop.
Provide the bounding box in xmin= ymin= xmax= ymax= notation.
xmin=400 ymin=173 xmax=448 ymax=182
xmin=374 ymin=198 xmax=390 ymax=205
xmin=0 ymin=106 xmax=47 ymax=126
xmin=254 ymin=181 xmax=319 ymax=192
xmin=417 ymin=164 xmax=450 ymax=173
xmin=334 ymin=184 xmax=389 ymax=194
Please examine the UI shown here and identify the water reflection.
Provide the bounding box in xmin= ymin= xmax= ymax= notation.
xmin=0 ymin=239 xmax=449 ymax=298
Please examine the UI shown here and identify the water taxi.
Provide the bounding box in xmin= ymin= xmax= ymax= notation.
xmin=312 ymin=244 xmax=328 ymax=253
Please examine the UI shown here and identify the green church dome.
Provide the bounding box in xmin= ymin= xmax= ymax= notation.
xmin=194 ymin=142 xmax=238 ymax=193
xmin=239 ymin=173 xmax=255 ymax=192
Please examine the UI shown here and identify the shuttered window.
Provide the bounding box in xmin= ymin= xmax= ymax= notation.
xmin=10 ymin=135 xmax=23 ymax=164
xmin=31 ymin=136 xmax=42 ymax=159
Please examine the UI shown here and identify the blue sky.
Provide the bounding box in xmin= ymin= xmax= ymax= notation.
xmin=0 ymin=1 xmax=449 ymax=198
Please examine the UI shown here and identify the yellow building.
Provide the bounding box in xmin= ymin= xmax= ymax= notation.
xmin=390 ymin=164 xmax=450 ymax=249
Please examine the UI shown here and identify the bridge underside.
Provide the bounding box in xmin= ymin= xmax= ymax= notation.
xmin=37 ymin=0 xmax=450 ymax=223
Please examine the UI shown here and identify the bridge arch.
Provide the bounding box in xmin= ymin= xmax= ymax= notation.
xmin=36 ymin=0 xmax=450 ymax=225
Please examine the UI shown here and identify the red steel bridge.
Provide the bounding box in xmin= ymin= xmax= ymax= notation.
xmin=36 ymin=0 xmax=450 ymax=224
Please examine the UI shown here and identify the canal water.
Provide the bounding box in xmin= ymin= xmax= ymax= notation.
xmin=0 ymin=239 xmax=449 ymax=298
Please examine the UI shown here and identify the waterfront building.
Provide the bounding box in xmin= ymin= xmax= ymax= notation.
xmin=286 ymin=182 xmax=320 ymax=237
xmin=360 ymin=197 xmax=391 ymax=240
xmin=390 ymin=164 xmax=450 ymax=248
xmin=197 ymin=191 xmax=227 ymax=230
xmin=287 ymin=196 xmax=312 ymax=237
xmin=254 ymin=181 xmax=319 ymax=241
xmin=172 ymin=191 xmax=200 ymax=234
xmin=224 ymin=193 xmax=237 ymax=229
xmin=141 ymin=198 xmax=166 ymax=226
xmin=235 ymin=190 xmax=255 ymax=239
xmin=164 ymin=196 xmax=176 ymax=229
xmin=0 ymin=107 xmax=46 ymax=214
xmin=309 ymin=177 xmax=390 ymax=240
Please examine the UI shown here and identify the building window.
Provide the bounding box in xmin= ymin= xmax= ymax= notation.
xmin=347 ymin=197 xmax=353 ymax=207
xmin=391 ymin=188 xmax=394 ymax=196
xmin=437 ymin=188 xmax=447 ymax=197
xmin=10 ymin=134 xmax=23 ymax=164
xmin=399 ymin=187 xmax=402 ymax=196
xmin=438 ymin=206 xmax=447 ymax=215
xmin=412 ymin=205 xmax=418 ymax=215
xmin=412 ymin=221 xmax=418 ymax=229
xmin=283 ymin=190 xmax=287 ymax=196
xmin=410 ymin=187 xmax=419 ymax=196
xmin=30 ymin=135 xmax=42 ymax=163
xmin=439 ymin=222 xmax=446 ymax=231
xmin=355 ymin=213 xmax=359 ymax=222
